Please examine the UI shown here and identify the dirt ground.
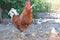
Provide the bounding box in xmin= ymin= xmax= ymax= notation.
xmin=0 ymin=12 xmax=60 ymax=40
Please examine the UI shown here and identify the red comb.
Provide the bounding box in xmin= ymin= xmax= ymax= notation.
xmin=25 ymin=1 xmax=30 ymax=10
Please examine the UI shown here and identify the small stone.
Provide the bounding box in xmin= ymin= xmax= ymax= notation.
xmin=11 ymin=29 xmax=15 ymax=32
xmin=44 ymin=32 xmax=49 ymax=34
xmin=32 ymin=33 xmax=35 ymax=37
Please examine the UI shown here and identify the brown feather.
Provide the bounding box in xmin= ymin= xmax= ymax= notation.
xmin=12 ymin=1 xmax=32 ymax=32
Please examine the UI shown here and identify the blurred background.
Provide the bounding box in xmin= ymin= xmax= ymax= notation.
xmin=0 ymin=0 xmax=60 ymax=22
xmin=0 ymin=0 xmax=51 ymax=20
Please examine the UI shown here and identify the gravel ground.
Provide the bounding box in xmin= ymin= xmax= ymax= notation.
xmin=0 ymin=12 xmax=60 ymax=40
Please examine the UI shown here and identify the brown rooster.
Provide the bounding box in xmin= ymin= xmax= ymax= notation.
xmin=8 ymin=0 xmax=32 ymax=32
xmin=48 ymin=27 xmax=58 ymax=40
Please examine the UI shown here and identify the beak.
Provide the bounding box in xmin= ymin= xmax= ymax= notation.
xmin=30 ymin=4 xmax=36 ymax=9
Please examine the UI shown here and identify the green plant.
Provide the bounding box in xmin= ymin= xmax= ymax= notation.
xmin=0 ymin=0 xmax=51 ymax=18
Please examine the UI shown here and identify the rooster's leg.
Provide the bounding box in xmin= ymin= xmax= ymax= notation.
xmin=20 ymin=32 xmax=25 ymax=38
